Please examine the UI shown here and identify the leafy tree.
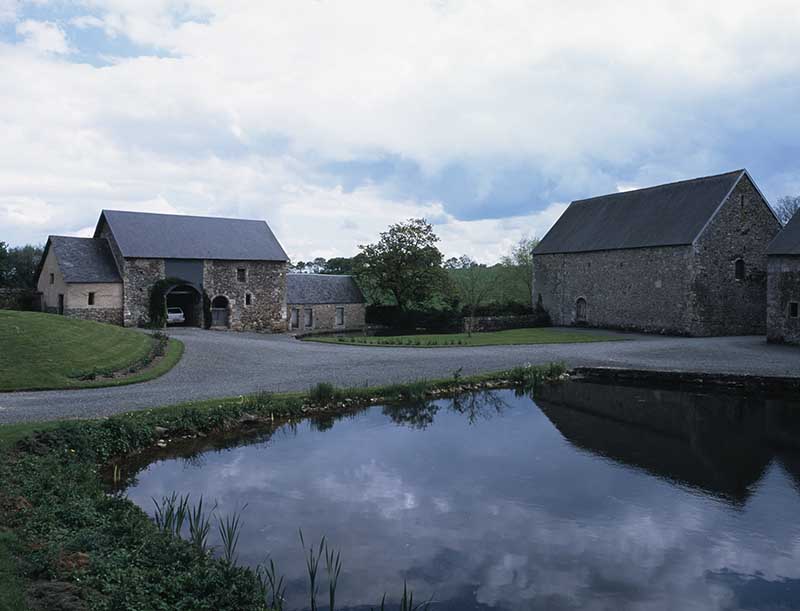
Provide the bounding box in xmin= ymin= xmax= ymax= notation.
xmin=774 ymin=195 xmax=800 ymax=225
xmin=446 ymin=255 xmax=496 ymax=335
xmin=354 ymin=218 xmax=446 ymax=310
xmin=0 ymin=243 xmax=43 ymax=289
xmin=322 ymin=256 xmax=355 ymax=275
xmin=499 ymin=235 xmax=539 ymax=306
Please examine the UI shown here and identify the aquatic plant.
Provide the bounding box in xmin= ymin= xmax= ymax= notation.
xmin=187 ymin=496 xmax=217 ymax=553
xmin=256 ymin=558 xmax=286 ymax=611
xmin=218 ymin=505 xmax=247 ymax=566
xmin=299 ymin=529 xmax=325 ymax=611
xmin=152 ymin=492 xmax=189 ymax=537
xmin=309 ymin=382 xmax=343 ymax=403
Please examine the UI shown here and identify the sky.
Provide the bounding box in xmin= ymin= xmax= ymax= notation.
xmin=1 ymin=1 xmax=800 ymax=263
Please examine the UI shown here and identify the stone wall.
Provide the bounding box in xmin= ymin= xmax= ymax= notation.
xmin=462 ymin=314 xmax=545 ymax=333
xmin=767 ymin=255 xmax=800 ymax=345
xmin=287 ymin=303 xmax=366 ymax=333
xmin=63 ymin=307 xmax=124 ymax=325
xmin=123 ymin=258 xmax=165 ymax=327
xmin=533 ymin=246 xmax=696 ymax=334
xmin=0 ymin=288 xmax=37 ymax=311
xmin=204 ymin=260 xmax=287 ymax=332
xmin=690 ymin=174 xmax=781 ymax=335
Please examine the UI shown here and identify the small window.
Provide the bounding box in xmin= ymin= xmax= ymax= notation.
xmin=290 ymin=308 xmax=300 ymax=329
xmin=237 ymin=268 xmax=246 ymax=282
xmin=49 ymin=273 xmax=54 ymax=285
xmin=791 ymin=302 xmax=799 ymax=319
xmin=245 ymin=293 xmax=252 ymax=306
xmin=734 ymin=259 xmax=745 ymax=281
xmin=304 ymin=308 xmax=313 ymax=328
xmin=88 ymin=292 xmax=95 ymax=306
xmin=335 ymin=306 xmax=344 ymax=326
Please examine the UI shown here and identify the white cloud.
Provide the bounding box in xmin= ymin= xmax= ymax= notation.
xmin=1 ymin=1 xmax=800 ymax=260
xmin=15 ymin=20 xmax=70 ymax=54
xmin=0 ymin=0 xmax=18 ymax=23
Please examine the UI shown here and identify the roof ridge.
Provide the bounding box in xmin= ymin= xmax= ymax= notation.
xmin=102 ymin=209 xmax=267 ymax=224
xmin=572 ymin=169 xmax=745 ymax=205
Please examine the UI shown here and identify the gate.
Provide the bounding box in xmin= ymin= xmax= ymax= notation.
xmin=211 ymin=295 xmax=229 ymax=327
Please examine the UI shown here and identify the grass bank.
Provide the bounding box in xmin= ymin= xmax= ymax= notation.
xmin=0 ymin=363 xmax=565 ymax=611
xmin=0 ymin=311 xmax=183 ymax=392
xmin=305 ymin=327 xmax=626 ymax=347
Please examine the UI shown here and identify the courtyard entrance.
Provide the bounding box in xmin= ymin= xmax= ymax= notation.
xmin=165 ymin=284 xmax=202 ymax=327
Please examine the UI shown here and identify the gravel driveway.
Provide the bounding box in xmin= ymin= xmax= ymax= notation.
xmin=1 ymin=328 xmax=799 ymax=424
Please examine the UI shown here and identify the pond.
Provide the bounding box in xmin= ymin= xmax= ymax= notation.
xmin=123 ymin=380 xmax=800 ymax=610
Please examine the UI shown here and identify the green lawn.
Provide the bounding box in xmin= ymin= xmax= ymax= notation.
xmin=305 ymin=327 xmax=627 ymax=348
xmin=0 ymin=310 xmax=183 ymax=392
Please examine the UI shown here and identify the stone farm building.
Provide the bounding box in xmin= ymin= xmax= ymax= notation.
xmin=533 ymin=169 xmax=783 ymax=336
xmin=766 ymin=211 xmax=800 ymax=345
xmin=287 ymin=274 xmax=366 ymax=332
xmin=36 ymin=210 xmax=366 ymax=333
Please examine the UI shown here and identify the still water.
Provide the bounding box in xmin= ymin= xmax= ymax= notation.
xmin=124 ymin=381 xmax=800 ymax=610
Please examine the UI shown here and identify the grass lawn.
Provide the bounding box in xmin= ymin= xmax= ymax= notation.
xmin=0 ymin=531 xmax=27 ymax=611
xmin=0 ymin=310 xmax=184 ymax=392
xmin=305 ymin=327 xmax=627 ymax=348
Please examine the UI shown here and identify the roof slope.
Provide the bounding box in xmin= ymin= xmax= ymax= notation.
xmin=48 ymin=236 xmax=121 ymax=283
xmin=96 ymin=210 xmax=288 ymax=261
xmin=534 ymin=170 xmax=744 ymax=255
xmin=767 ymin=211 xmax=800 ymax=255
xmin=287 ymin=274 xmax=365 ymax=304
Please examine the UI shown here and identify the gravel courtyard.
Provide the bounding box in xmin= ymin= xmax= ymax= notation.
xmin=1 ymin=327 xmax=799 ymax=424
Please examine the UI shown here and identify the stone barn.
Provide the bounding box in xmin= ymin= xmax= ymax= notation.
xmin=38 ymin=210 xmax=290 ymax=331
xmin=532 ymin=169 xmax=782 ymax=336
xmin=766 ymin=212 xmax=800 ymax=345
xmin=286 ymin=273 xmax=366 ymax=333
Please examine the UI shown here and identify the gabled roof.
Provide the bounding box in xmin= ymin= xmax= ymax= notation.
xmin=287 ymin=274 xmax=365 ymax=305
xmin=534 ymin=170 xmax=749 ymax=255
xmin=767 ymin=211 xmax=800 ymax=255
xmin=95 ymin=210 xmax=288 ymax=261
xmin=44 ymin=236 xmax=122 ymax=283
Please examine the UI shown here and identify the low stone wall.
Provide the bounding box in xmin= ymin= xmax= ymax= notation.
xmin=64 ymin=307 xmax=124 ymax=326
xmin=462 ymin=314 xmax=545 ymax=333
xmin=0 ymin=288 xmax=38 ymax=311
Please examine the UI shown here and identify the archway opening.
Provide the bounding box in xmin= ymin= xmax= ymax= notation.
xmin=575 ymin=297 xmax=588 ymax=325
xmin=165 ymin=284 xmax=202 ymax=327
xmin=211 ymin=295 xmax=230 ymax=328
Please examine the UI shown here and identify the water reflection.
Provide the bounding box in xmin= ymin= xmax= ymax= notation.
xmin=123 ymin=381 xmax=800 ymax=611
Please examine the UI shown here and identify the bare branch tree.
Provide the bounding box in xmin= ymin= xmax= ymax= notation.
xmin=774 ymin=195 xmax=800 ymax=225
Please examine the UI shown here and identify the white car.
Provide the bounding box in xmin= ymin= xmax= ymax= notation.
xmin=167 ymin=307 xmax=185 ymax=324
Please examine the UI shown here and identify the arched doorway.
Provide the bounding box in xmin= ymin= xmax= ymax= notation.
xmin=575 ymin=297 xmax=588 ymax=325
xmin=165 ymin=284 xmax=202 ymax=327
xmin=211 ymin=295 xmax=230 ymax=328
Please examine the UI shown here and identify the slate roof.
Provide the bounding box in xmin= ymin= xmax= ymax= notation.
xmin=767 ymin=211 xmax=800 ymax=256
xmin=287 ymin=274 xmax=365 ymax=305
xmin=96 ymin=210 xmax=288 ymax=261
xmin=533 ymin=170 xmax=747 ymax=255
xmin=46 ymin=236 xmax=122 ymax=283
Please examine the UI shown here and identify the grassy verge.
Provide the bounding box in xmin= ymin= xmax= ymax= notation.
xmin=0 ymin=363 xmax=565 ymax=611
xmin=304 ymin=327 xmax=627 ymax=347
xmin=0 ymin=531 xmax=28 ymax=611
xmin=0 ymin=311 xmax=184 ymax=392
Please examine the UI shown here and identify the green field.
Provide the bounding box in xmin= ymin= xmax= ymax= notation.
xmin=305 ymin=327 xmax=627 ymax=348
xmin=0 ymin=310 xmax=183 ymax=392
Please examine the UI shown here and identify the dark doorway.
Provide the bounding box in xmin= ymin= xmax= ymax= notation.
xmin=575 ymin=297 xmax=587 ymax=325
xmin=58 ymin=294 xmax=64 ymax=315
xmin=165 ymin=284 xmax=202 ymax=327
xmin=211 ymin=295 xmax=230 ymax=328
